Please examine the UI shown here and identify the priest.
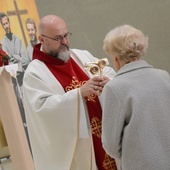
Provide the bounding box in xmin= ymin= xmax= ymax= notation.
xmin=23 ymin=14 xmax=117 ymax=170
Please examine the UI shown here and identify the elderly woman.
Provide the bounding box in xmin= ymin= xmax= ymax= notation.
xmin=101 ymin=25 xmax=170 ymax=170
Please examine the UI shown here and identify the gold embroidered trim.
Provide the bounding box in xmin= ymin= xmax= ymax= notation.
xmin=91 ymin=117 xmax=102 ymax=138
xmin=103 ymin=153 xmax=117 ymax=170
xmin=65 ymin=76 xmax=96 ymax=102
xmin=65 ymin=76 xmax=86 ymax=92
xmin=85 ymin=93 xmax=96 ymax=102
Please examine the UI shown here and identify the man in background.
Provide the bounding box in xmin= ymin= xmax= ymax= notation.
xmin=0 ymin=12 xmax=28 ymax=69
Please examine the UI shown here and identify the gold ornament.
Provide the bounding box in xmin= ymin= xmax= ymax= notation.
xmin=84 ymin=58 xmax=109 ymax=78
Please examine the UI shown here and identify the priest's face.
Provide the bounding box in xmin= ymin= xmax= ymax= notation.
xmin=39 ymin=16 xmax=72 ymax=62
xmin=40 ymin=27 xmax=71 ymax=62
xmin=47 ymin=38 xmax=70 ymax=62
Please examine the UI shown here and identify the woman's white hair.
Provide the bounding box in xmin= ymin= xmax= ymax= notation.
xmin=103 ymin=25 xmax=148 ymax=62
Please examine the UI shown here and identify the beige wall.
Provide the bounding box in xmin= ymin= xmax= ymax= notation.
xmin=35 ymin=0 xmax=170 ymax=73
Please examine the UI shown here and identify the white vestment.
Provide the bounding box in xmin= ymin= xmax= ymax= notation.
xmin=23 ymin=49 xmax=116 ymax=170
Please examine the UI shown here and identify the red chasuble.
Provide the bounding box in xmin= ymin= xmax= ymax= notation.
xmin=33 ymin=44 xmax=117 ymax=170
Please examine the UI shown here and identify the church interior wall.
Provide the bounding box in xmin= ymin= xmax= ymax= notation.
xmin=35 ymin=0 xmax=170 ymax=73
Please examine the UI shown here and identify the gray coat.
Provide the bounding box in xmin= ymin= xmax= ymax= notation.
xmin=102 ymin=60 xmax=170 ymax=170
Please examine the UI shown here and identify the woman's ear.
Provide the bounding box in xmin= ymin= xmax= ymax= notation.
xmin=113 ymin=56 xmax=121 ymax=71
xmin=115 ymin=56 xmax=118 ymax=62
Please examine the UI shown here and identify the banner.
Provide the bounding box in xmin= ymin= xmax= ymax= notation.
xmin=0 ymin=0 xmax=40 ymax=49
xmin=0 ymin=0 xmax=40 ymax=151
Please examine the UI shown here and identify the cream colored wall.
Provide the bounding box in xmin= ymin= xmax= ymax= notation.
xmin=35 ymin=0 xmax=170 ymax=73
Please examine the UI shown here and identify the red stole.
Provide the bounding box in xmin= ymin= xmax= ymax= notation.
xmin=33 ymin=45 xmax=117 ymax=170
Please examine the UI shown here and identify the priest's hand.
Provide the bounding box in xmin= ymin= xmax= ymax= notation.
xmin=99 ymin=76 xmax=110 ymax=87
xmin=80 ymin=76 xmax=110 ymax=97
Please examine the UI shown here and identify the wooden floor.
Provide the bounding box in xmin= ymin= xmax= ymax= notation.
xmin=0 ymin=158 xmax=13 ymax=170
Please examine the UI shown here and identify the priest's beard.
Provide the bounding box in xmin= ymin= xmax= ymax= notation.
xmin=57 ymin=50 xmax=70 ymax=63
xmin=49 ymin=45 xmax=70 ymax=63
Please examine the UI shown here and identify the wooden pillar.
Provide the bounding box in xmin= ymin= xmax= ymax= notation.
xmin=0 ymin=66 xmax=35 ymax=170
xmin=0 ymin=117 xmax=10 ymax=159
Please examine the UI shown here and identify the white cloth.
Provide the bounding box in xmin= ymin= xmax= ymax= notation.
xmin=23 ymin=49 xmax=116 ymax=170
xmin=0 ymin=63 xmax=18 ymax=78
